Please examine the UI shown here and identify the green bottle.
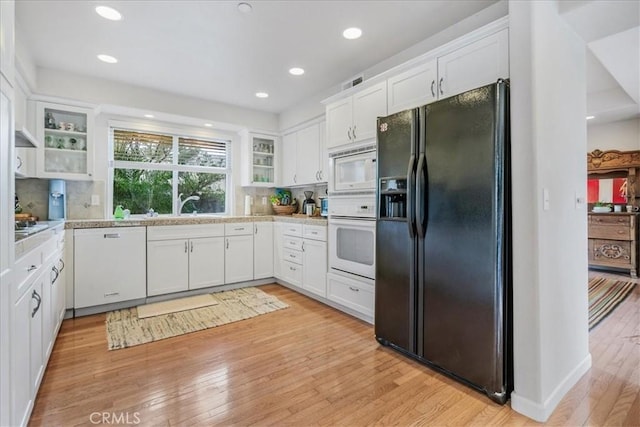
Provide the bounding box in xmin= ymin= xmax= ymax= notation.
xmin=114 ymin=205 xmax=124 ymax=220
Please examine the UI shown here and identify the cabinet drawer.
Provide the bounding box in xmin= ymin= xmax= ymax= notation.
xmin=303 ymin=224 xmax=327 ymax=241
xmin=13 ymin=248 xmax=43 ymax=301
xmin=283 ymin=248 xmax=303 ymax=265
xmin=225 ymin=223 xmax=253 ymax=236
xmin=148 ymin=224 xmax=223 ymax=240
xmin=589 ymin=214 xmax=631 ymax=227
xmin=282 ymin=260 xmax=303 ymax=287
xmin=282 ymin=223 xmax=303 ymax=237
xmin=327 ymin=273 xmax=374 ymax=317
xmin=283 ymin=236 xmax=303 ymax=251
xmin=588 ymin=224 xmax=631 ymax=240
xmin=588 ymin=239 xmax=633 ymax=267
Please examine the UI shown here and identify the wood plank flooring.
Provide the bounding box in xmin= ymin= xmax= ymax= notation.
xmin=29 ymin=276 xmax=638 ymax=426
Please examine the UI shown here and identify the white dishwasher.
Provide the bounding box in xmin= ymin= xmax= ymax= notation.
xmin=74 ymin=227 xmax=147 ymax=309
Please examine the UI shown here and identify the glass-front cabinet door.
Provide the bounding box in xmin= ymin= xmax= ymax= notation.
xmin=240 ymin=130 xmax=277 ymax=187
xmin=36 ymin=102 xmax=94 ymax=180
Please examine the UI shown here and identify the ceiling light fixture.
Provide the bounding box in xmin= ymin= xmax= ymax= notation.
xmin=204 ymin=123 xmax=213 ymax=127
xmin=586 ymin=115 xmax=595 ymax=120
xmin=255 ymin=92 xmax=269 ymax=98
xmin=144 ymin=114 xmax=154 ymax=118
xmin=289 ymin=67 xmax=305 ymax=76
xmin=95 ymin=5 xmax=122 ymax=21
xmin=343 ymin=27 xmax=362 ymax=40
xmin=97 ymin=54 xmax=118 ymax=63
xmin=237 ymin=2 xmax=252 ymax=13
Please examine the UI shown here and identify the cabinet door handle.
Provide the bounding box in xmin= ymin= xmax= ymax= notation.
xmin=349 ymin=286 xmax=360 ymax=292
xmin=302 ymin=241 xmax=305 ymax=252
xmin=226 ymin=239 xmax=229 ymax=249
xmin=431 ymin=80 xmax=435 ymax=97
xmin=289 ymin=266 xmax=296 ymax=271
xmin=347 ymin=127 xmax=351 ymax=141
xmin=255 ymin=224 xmax=258 ymax=234
xmin=27 ymin=265 xmax=38 ymax=272
xmin=51 ymin=266 xmax=59 ymax=284
xmin=31 ymin=290 xmax=42 ymax=318
xmin=104 ymin=233 xmax=120 ymax=239
xmin=104 ymin=292 xmax=120 ymax=297
xmin=319 ymin=171 xmax=323 ymax=180
xmin=16 ymin=156 xmax=23 ymax=169
xmin=58 ymin=259 xmax=65 ymax=272
xmin=190 ymin=241 xmax=194 ymax=253
xmin=439 ymin=77 xmax=444 ymax=95
xmin=184 ymin=241 xmax=188 ymax=253
xmin=352 ymin=125 xmax=356 ymax=140
xmin=234 ymin=227 xmax=245 ymax=231
xmin=294 ymin=174 xmax=297 ymax=183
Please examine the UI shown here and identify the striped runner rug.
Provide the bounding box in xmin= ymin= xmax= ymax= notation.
xmin=589 ymin=277 xmax=635 ymax=330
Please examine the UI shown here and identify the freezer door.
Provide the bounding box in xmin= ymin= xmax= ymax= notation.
xmin=375 ymin=109 xmax=418 ymax=353
xmin=420 ymin=81 xmax=510 ymax=400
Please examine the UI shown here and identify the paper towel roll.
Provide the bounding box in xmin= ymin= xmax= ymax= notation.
xmin=244 ymin=195 xmax=252 ymax=216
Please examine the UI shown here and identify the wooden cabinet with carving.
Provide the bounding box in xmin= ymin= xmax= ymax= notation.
xmin=588 ymin=213 xmax=638 ymax=278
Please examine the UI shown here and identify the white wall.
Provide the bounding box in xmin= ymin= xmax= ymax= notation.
xmin=509 ymin=0 xmax=591 ymax=421
xmin=587 ymin=117 xmax=640 ymax=151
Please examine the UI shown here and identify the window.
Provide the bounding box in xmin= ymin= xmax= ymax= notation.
xmin=110 ymin=128 xmax=230 ymax=215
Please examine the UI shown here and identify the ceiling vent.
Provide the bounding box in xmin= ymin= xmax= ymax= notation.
xmin=341 ymin=74 xmax=364 ymax=91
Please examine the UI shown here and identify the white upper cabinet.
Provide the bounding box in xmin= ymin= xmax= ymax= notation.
xmin=36 ymin=102 xmax=94 ymax=181
xmin=0 ymin=0 xmax=15 ymax=86
xmin=326 ymin=81 xmax=387 ymax=149
xmin=240 ymin=130 xmax=278 ymax=187
xmin=387 ymin=60 xmax=438 ymax=115
xmin=280 ymin=120 xmax=326 ymax=187
xmin=437 ymin=29 xmax=509 ymax=99
xmin=14 ymin=81 xmax=38 ymax=147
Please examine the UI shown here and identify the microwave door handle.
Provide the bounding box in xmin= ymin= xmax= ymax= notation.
xmin=407 ymin=154 xmax=417 ymax=238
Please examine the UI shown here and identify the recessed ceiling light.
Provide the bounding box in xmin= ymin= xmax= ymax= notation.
xmin=97 ymin=54 xmax=118 ymax=63
xmin=255 ymin=92 xmax=269 ymax=98
xmin=144 ymin=114 xmax=154 ymax=118
xmin=204 ymin=123 xmax=213 ymax=127
xmin=95 ymin=6 xmax=122 ymax=21
xmin=586 ymin=115 xmax=595 ymax=120
xmin=237 ymin=2 xmax=252 ymax=13
xmin=343 ymin=27 xmax=362 ymax=40
xmin=289 ymin=67 xmax=305 ymax=76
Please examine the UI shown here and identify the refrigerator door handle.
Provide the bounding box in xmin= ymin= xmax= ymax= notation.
xmin=415 ymin=153 xmax=427 ymax=238
xmin=407 ymin=154 xmax=417 ymax=238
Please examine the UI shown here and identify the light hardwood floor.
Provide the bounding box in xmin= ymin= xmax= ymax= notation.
xmin=29 ymin=276 xmax=638 ymax=426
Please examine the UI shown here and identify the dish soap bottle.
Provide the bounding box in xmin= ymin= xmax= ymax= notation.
xmin=114 ymin=205 xmax=125 ymax=220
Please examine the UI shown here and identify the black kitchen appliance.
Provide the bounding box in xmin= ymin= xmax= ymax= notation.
xmin=375 ymin=80 xmax=512 ymax=404
xmin=302 ymin=191 xmax=315 ymax=215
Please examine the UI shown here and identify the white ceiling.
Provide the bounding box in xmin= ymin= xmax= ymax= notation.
xmin=14 ymin=0 xmax=496 ymax=114
xmin=14 ymin=0 xmax=640 ymax=125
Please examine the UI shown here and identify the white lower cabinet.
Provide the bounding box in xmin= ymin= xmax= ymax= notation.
xmin=302 ymin=237 xmax=327 ymax=298
xmin=254 ymin=222 xmax=273 ymax=279
xmin=11 ymin=226 xmax=66 ymax=427
xmin=147 ymin=224 xmax=225 ymax=296
xmin=224 ymin=223 xmax=254 ymax=283
xmin=273 ymin=222 xmax=284 ymax=279
xmin=74 ymin=227 xmax=146 ymax=308
xmin=276 ymin=222 xmax=327 ymax=297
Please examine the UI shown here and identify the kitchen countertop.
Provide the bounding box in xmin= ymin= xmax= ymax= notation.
xmin=64 ymin=215 xmax=327 ymax=229
xmin=15 ymin=220 xmax=65 ymax=259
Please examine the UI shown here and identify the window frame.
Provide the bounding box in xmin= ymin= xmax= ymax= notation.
xmin=107 ymin=120 xmax=232 ymax=217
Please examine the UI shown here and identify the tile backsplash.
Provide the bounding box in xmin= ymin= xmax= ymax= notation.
xmin=15 ymin=179 xmax=106 ymax=220
xmin=235 ymin=183 xmax=328 ymax=216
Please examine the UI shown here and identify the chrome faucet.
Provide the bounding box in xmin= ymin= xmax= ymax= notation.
xmin=178 ymin=193 xmax=200 ymax=215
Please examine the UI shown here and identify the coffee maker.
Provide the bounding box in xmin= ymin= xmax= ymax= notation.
xmin=48 ymin=179 xmax=66 ymax=220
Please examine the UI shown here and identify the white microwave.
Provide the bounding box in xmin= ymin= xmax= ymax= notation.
xmin=329 ymin=146 xmax=376 ymax=194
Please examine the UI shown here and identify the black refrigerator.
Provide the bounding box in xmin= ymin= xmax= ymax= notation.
xmin=375 ymin=80 xmax=512 ymax=404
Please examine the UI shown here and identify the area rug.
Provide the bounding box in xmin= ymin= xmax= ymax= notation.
xmin=106 ymin=287 xmax=288 ymax=350
xmin=589 ymin=277 xmax=635 ymax=330
xmin=137 ymin=293 xmax=219 ymax=318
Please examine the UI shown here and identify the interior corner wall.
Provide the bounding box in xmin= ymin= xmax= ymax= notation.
xmin=509 ymin=0 xmax=591 ymax=422
xmin=587 ymin=118 xmax=640 ymax=151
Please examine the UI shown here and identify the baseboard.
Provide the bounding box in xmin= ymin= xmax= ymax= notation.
xmin=511 ymin=352 xmax=592 ymax=422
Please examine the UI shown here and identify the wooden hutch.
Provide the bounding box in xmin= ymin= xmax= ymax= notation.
xmin=587 ymin=149 xmax=640 ymax=278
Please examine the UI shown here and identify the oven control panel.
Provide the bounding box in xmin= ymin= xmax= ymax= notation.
xmin=329 ymin=195 xmax=376 ymax=218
